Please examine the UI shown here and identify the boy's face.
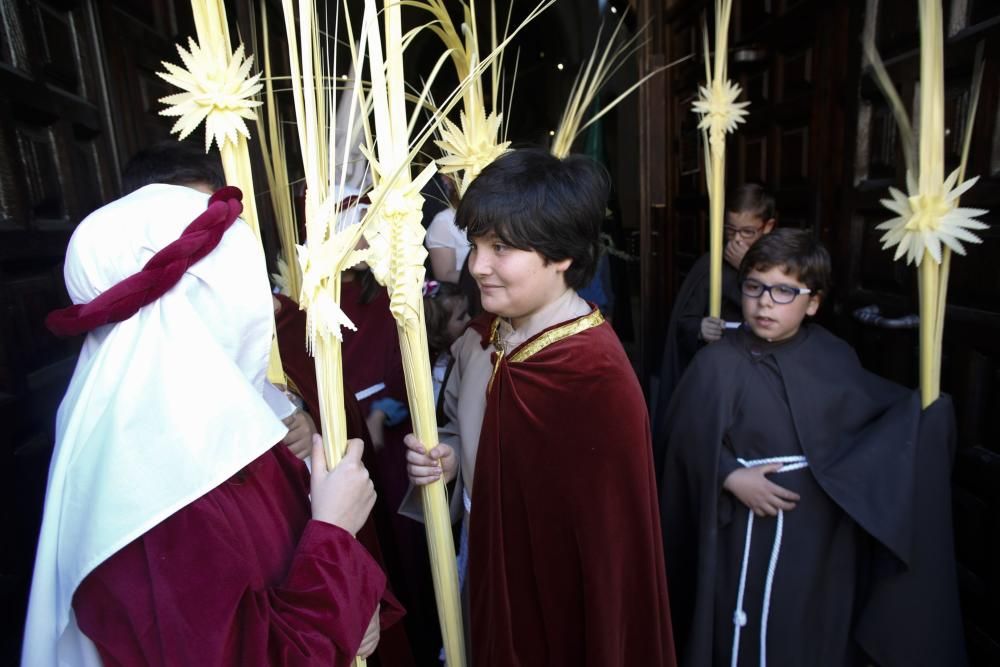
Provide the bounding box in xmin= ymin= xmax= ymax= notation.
xmin=468 ymin=232 xmax=572 ymax=328
xmin=724 ymin=210 xmax=775 ymax=243
xmin=741 ymin=265 xmax=820 ymax=342
xmin=724 ymin=211 xmax=775 ymax=269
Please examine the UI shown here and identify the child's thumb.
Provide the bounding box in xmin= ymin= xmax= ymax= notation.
xmin=311 ymin=434 xmax=329 ymax=472
xmin=344 ymin=437 xmax=365 ymax=463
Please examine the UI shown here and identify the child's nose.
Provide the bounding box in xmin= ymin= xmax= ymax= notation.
xmin=469 ymin=248 xmax=489 ymax=276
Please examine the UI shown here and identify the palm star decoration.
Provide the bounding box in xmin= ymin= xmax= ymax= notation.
xmin=877 ymin=169 xmax=988 ymax=266
xmin=434 ymin=108 xmax=510 ymax=196
xmin=158 ymin=39 xmax=263 ymax=152
xmin=692 ymin=79 xmax=750 ymax=144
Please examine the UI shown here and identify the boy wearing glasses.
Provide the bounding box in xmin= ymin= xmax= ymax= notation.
xmin=652 ymin=184 xmax=775 ymax=475
xmin=658 ymin=229 xmax=965 ymax=666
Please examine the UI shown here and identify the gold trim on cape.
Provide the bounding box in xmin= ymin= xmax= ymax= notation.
xmin=487 ymin=308 xmax=605 ymax=392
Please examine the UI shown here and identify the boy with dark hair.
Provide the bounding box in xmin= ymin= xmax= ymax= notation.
xmin=651 ymin=183 xmax=776 ymax=477
xmin=405 ymin=149 xmax=675 ymax=666
xmin=659 ymin=228 xmax=965 ymax=666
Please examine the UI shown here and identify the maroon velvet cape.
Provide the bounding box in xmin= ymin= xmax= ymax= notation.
xmin=274 ymin=293 xmax=414 ymax=667
xmin=468 ymin=310 xmax=676 ymax=666
xmin=74 ymin=445 xmax=385 ymax=666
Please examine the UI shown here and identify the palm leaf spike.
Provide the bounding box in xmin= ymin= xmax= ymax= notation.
xmin=158 ymin=0 xmax=285 ymax=385
xmin=409 ymin=0 xmax=550 ymax=196
xmin=356 ymin=0 xmax=464 ymax=662
xmin=275 ymin=7 xmax=381 ymax=667
xmin=689 ymin=0 xmax=749 ymax=318
xmin=256 ymin=0 xmax=302 ymax=299
xmin=867 ymin=1 xmax=988 ymax=407
xmin=550 ymin=10 xmax=690 ymax=160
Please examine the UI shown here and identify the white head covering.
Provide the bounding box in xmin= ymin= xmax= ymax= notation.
xmin=22 ymin=184 xmax=291 ymax=666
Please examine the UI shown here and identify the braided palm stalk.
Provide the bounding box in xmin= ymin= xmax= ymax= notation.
xmin=691 ymin=0 xmax=749 ymax=318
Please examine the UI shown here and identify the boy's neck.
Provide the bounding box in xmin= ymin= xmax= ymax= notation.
xmin=505 ymin=289 xmax=590 ymax=346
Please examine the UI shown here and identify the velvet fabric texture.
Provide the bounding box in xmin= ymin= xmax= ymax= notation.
xmin=659 ymin=324 xmax=966 ymax=666
xmin=469 ymin=313 xmax=675 ymax=667
xmin=274 ymin=292 xmax=414 ymax=667
xmin=73 ymin=445 xmax=386 ymax=666
xmin=46 ymin=186 xmax=244 ymax=337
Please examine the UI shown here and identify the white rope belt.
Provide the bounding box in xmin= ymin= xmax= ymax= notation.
xmin=730 ymin=455 xmax=809 ymax=667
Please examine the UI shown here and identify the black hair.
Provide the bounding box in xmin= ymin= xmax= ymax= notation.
xmin=454 ymin=148 xmax=609 ymax=290
xmin=739 ymin=228 xmax=832 ymax=293
xmin=424 ymin=281 xmax=465 ymax=360
xmin=121 ymin=140 xmax=225 ymax=194
xmin=727 ymin=182 xmax=776 ymax=221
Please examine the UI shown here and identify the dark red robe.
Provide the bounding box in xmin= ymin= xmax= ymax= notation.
xmin=74 ymin=445 xmax=386 ymax=666
xmin=469 ymin=309 xmax=676 ymax=667
xmin=274 ymin=292 xmax=414 ymax=667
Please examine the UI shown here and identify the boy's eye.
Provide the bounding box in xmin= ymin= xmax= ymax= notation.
xmin=773 ymin=285 xmax=800 ymax=300
xmin=493 ymin=243 xmax=507 ymax=253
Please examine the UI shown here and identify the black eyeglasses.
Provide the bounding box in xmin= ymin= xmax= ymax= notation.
xmin=740 ymin=278 xmax=811 ymax=304
xmin=724 ymin=225 xmax=764 ymax=240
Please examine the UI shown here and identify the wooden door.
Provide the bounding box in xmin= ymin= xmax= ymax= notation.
xmin=844 ymin=1 xmax=1000 ymax=661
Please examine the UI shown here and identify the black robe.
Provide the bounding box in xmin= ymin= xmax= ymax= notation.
xmin=651 ymin=253 xmax=742 ymax=479
xmin=659 ymin=324 xmax=966 ymax=667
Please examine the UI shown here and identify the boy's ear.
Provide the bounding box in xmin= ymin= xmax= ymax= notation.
xmin=762 ymin=218 xmax=776 ymax=235
xmin=553 ymin=257 xmax=573 ymax=274
xmin=805 ymin=291 xmax=821 ymax=316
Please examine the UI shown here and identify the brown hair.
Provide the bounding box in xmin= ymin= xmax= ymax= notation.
xmin=739 ymin=228 xmax=831 ymax=293
xmin=727 ymin=182 xmax=776 ymax=221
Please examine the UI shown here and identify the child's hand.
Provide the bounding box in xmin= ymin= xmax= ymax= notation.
xmin=310 ymin=436 xmax=376 ymax=535
xmin=723 ymin=464 xmax=800 ymax=517
xmin=282 ymin=410 xmax=317 ymax=460
xmin=724 ymin=237 xmax=748 ymax=269
xmin=405 ymin=434 xmax=457 ymax=485
xmin=700 ymin=317 xmax=725 ymax=342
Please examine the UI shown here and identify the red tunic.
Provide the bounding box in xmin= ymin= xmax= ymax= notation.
xmin=469 ymin=311 xmax=676 ymax=666
xmin=73 ymin=445 xmax=386 ymax=666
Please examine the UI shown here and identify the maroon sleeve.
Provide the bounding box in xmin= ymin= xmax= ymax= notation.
xmin=74 ymin=510 xmax=385 ymax=667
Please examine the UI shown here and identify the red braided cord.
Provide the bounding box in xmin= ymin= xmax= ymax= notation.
xmin=46 ymin=186 xmax=245 ymax=337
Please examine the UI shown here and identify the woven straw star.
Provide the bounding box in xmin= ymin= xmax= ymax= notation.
xmin=434 ymin=108 xmax=510 ymax=196
xmin=158 ymin=39 xmax=262 ymax=152
xmin=877 ymin=169 xmax=988 ymax=266
xmin=692 ymin=79 xmax=749 ymax=144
